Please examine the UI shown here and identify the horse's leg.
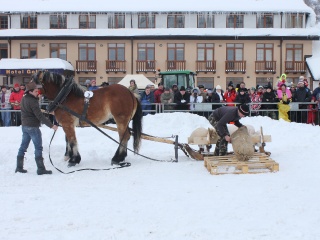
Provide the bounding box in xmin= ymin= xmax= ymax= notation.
xmin=111 ymin=124 xmax=130 ymax=165
xmin=64 ymin=135 xmax=70 ymax=161
xmin=63 ymin=126 xmax=81 ymax=167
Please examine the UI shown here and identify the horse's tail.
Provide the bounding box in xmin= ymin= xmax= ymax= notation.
xmin=132 ymin=98 xmax=143 ymax=153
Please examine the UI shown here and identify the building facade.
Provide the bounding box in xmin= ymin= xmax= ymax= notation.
xmin=0 ymin=0 xmax=319 ymax=89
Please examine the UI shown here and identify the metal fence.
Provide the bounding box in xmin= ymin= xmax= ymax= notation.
xmin=140 ymin=102 xmax=320 ymax=125
xmin=0 ymin=102 xmax=319 ymax=126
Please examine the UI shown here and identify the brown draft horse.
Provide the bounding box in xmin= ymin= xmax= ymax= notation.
xmin=31 ymin=71 xmax=143 ymax=167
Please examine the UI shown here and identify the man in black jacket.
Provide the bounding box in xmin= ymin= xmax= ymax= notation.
xmin=174 ymin=86 xmax=190 ymax=111
xmin=15 ymin=81 xmax=58 ymax=175
xmin=293 ymin=80 xmax=312 ymax=123
xmin=208 ymin=104 xmax=250 ymax=156
xmin=261 ymin=85 xmax=277 ymax=119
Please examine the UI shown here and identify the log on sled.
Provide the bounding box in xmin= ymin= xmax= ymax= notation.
xmin=187 ymin=125 xmax=271 ymax=157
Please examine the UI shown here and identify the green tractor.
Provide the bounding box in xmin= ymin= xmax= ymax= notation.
xmin=157 ymin=70 xmax=197 ymax=90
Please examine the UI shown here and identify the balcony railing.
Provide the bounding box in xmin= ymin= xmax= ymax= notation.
xmin=284 ymin=61 xmax=306 ymax=73
xmin=106 ymin=60 xmax=126 ymax=73
xmin=166 ymin=60 xmax=186 ymax=71
xmin=255 ymin=61 xmax=276 ymax=73
xmin=76 ymin=60 xmax=97 ymax=72
xmin=225 ymin=61 xmax=246 ymax=73
xmin=196 ymin=60 xmax=216 ymax=73
xmin=136 ymin=60 xmax=156 ymax=73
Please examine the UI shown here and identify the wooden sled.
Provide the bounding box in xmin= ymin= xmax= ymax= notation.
xmin=204 ymin=152 xmax=279 ymax=175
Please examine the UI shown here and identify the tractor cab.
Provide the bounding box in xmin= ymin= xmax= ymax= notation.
xmin=157 ymin=70 xmax=196 ymax=90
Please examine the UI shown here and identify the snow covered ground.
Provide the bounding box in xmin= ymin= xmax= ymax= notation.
xmin=1 ymin=112 xmax=320 ymax=240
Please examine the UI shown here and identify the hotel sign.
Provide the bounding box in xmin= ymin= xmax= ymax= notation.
xmin=0 ymin=69 xmax=67 ymax=75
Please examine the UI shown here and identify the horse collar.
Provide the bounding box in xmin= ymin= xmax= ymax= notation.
xmin=46 ymin=79 xmax=74 ymax=113
xmin=79 ymin=91 xmax=94 ymax=127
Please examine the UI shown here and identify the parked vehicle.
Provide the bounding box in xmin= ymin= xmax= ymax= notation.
xmin=157 ymin=70 xmax=196 ymax=89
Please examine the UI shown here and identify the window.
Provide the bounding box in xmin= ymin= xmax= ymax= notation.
xmin=286 ymin=44 xmax=303 ymax=62
xmin=79 ymin=77 xmax=96 ymax=85
xmin=138 ymin=14 xmax=155 ymax=28
xmin=108 ymin=14 xmax=125 ymax=29
xmin=137 ymin=43 xmax=155 ymax=71
xmin=50 ymin=15 xmax=67 ymax=29
xmin=138 ymin=43 xmax=155 ymax=61
xmin=197 ymin=43 xmax=214 ymax=61
xmin=79 ymin=43 xmax=95 ymax=60
xmin=167 ymin=14 xmax=184 ymax=28
xmin=107 ymin=77 xmax=122 ymax=85
xmin=227 ymin=43 xmax=243 ymax=61
xmin=287 ymin=77 xmax=299 ymax=85
xmin=257 ymin=14 xmax=273 ymax=28
xmin=168 ymin=43 xmax=184 ymax=61
xmin=21 ymin=15 xmax=37 ymax=29
xmin=20 ymin=43 xmax=37 ymax=59
xmin=226 ymin=77 xmax=243 ymax=87
xmin=0 ymin=16 xmax=8 ymax=29
xmin=256 ymin=77 xmax=273 ymax=88
xmin=108 ymin=43 xmax=125 ymax=61
xmin=0 ymin=44 xmax=8 ymax=59
xmin=285 ymin=14 xmax=303 ymax=28
xmin=256 ymin=43 xmax=273 ymax=61
xmin=197 ymin=77 xmax=214 ymax=89
xmin=79 ymin=15 xmax=96 ymax=29
xmin=227 ymin=15 xmax=243 ymax=28
xmin=50 ymin=43 xmax=67 ymax=60
xmin=197 ymin=13 xmax=214 ymax=28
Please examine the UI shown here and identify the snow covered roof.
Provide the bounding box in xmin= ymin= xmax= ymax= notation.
xmin=0 ymin=0 xmax=314 ymax=13
xmin=0 ymin=28 xmax=319 ymax=39
xmin=306 ymin=41 xmax=320 ymax=81
xmin=0 ymin=58 xmax=74 ymax=75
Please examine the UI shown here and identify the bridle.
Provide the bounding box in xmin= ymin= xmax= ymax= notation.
xmin=32 ymin=72 xmax=48 ymax=95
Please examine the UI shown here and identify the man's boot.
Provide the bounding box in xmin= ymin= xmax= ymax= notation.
xmin=35 ymin=157 xmax=52 ymax=175
xmin=15 ymin=156 xmax=27 ymax=173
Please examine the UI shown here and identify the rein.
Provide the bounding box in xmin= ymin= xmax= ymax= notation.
xmin=57 ymin=103 xmax=175 ymax=163
xmin=48 ymin=131 xmax=131 ymax=174
xmin=46 ymin=78 xmax=74 ymax=113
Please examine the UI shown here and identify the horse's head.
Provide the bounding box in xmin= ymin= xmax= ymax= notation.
xmin=30 ymin=70 xmax=43 ymax=85
xmin=30 ymin=71 xmax=67 ymax=99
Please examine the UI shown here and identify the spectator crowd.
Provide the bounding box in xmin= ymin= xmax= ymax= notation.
xmin=1 ymin=74 xmax=319 ymax=127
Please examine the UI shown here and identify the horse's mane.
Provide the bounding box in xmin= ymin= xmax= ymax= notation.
xmin=44 ymin=72 xmax=84 ymax=97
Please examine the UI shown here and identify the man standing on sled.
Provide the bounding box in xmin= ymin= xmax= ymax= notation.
xmin=208 ymin=104 xmax=250 ymax=156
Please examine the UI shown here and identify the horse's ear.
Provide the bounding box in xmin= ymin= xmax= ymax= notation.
xmin=37 ymin=70 xmax=43 ymax=80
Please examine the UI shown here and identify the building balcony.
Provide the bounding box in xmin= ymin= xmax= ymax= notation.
xmin=166 ymin=60 xmax=186 ymax=71
xmin=106 ymin=60 xmax=126 ymax=73
xmin=284 ymin=61 xmax=306 ymax=73
xmin=196 ymin=61 xmax=216 ymax=73
xmin=255 ymin=61 xmax=276 ymax=73
xmin=225 ymin=61 xmax=246 ymax=73
xmin=76 ymin=60 xmax=97 ymax=73
xmin=136 ymin=60 xmax=156 ymax=73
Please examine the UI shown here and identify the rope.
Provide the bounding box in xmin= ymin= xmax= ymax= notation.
xmin=58 ymin=104 xmax=175 ymax=163
xmin=48 ymin=131 xmax=131 ymax=174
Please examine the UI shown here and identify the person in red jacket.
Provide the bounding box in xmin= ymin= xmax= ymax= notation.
xmin=153 ymin=83 xmax=164 ymax=103
xmin=223 ymin=81 xmax=236 ymax=106
xmin=9 ymin=83 xmax=24 ymax=126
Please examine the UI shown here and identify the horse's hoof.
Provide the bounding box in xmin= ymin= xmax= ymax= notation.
xmin=68 ymin=162 xmax=77 ymax=167
xmin=111 ymin=161 xmax=131 ymax=167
